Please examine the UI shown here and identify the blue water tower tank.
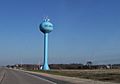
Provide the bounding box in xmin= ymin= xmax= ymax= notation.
xmin=40 ymin=19 xmax=53 ymax=33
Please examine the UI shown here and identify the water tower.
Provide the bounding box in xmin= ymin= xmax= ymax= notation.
xmin=39 ymin=18 xmax=53 ymax=70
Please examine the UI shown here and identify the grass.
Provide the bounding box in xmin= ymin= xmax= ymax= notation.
xmin=30 ymin=69 xmax=120 ymax=83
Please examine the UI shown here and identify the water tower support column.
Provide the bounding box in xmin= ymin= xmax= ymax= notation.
xmin=43 ymin=33 xmax=49 ymax=70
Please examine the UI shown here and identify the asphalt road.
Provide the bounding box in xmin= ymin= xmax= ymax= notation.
xmin=0 ymin=68 xmax=71 ymax=84
xmin=0 ymin=68 xmax=119 ymax=84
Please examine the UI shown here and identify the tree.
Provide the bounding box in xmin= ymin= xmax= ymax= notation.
xmin=86 ymin=61 xmax=93 ymax=69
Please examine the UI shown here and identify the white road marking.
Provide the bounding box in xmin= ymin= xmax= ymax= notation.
xmin=24 ymin=72 xmax=57 ymax=84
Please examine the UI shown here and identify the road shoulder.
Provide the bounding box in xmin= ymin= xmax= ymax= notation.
xmin=0 ymin=69 xmax=6 ymax=84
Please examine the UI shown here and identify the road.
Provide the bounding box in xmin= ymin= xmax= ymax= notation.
xmin=1 ymin=68 xmax=118 ymax=84
xmin=0 ymin=68 xmax=71 ymax=84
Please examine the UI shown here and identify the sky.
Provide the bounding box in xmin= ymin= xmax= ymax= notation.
xmin=0 ymin=0 xmax=120 ymax=65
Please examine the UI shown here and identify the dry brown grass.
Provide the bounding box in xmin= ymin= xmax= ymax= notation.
xmin=33 ymin=69 xmax=120 ymax=83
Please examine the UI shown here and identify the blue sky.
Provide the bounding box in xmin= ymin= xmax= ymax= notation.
xmin=0 ymin=0 xmax=120 ymax=65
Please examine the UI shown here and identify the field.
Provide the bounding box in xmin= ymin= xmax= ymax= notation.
xmin=32 ymin=69 xmax=120 ymax=83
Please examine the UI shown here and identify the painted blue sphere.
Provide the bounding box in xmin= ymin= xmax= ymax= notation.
xmin=40 ymin=19 xmax=53 ymax=33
